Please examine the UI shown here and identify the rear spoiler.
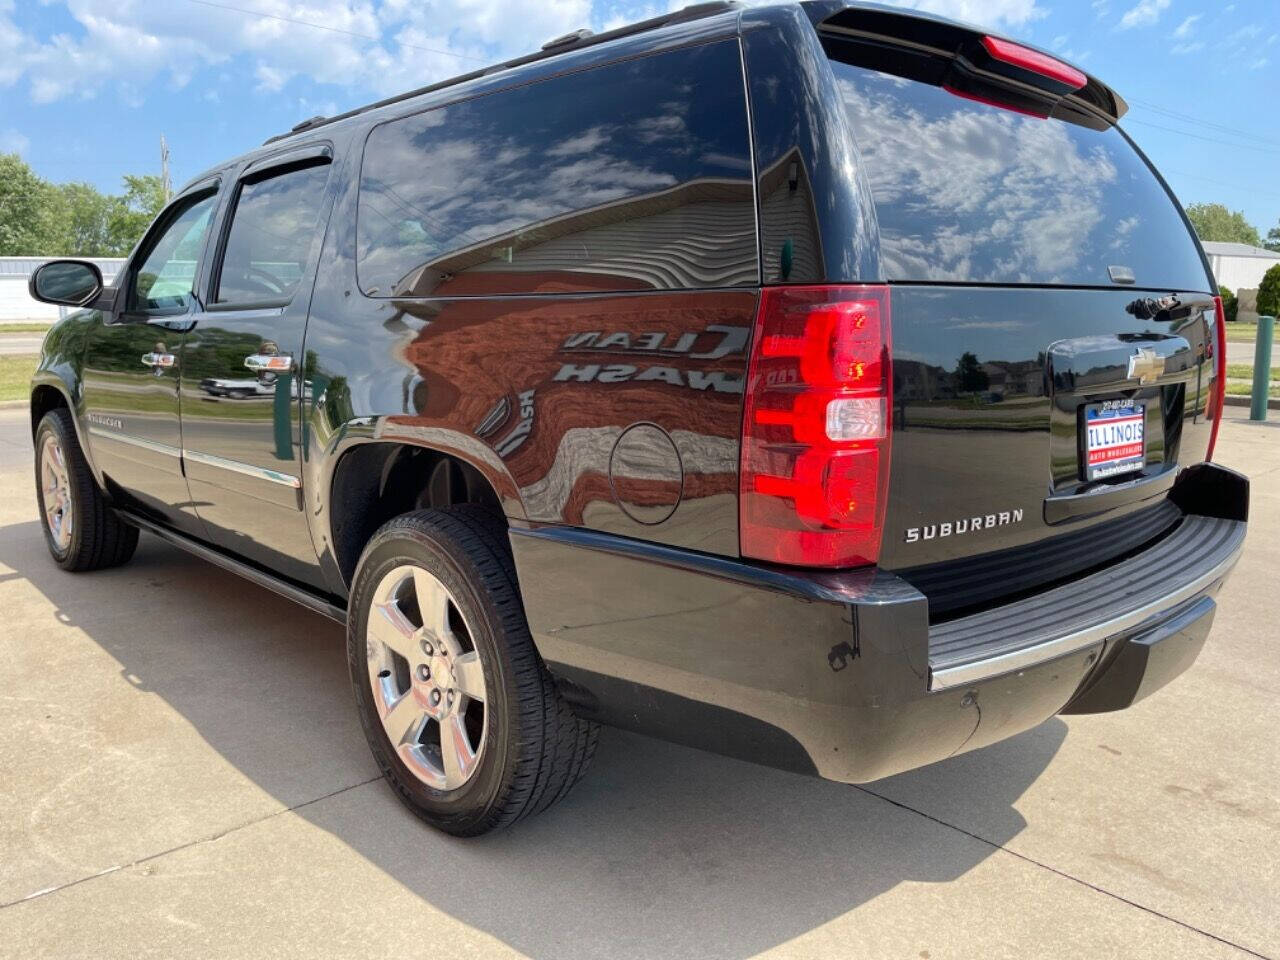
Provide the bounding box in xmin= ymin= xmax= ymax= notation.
xmin=803 ymin=2 xmax=1127 ymax=123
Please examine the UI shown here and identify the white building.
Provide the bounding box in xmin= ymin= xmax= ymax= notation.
xmin=1202 ymin=241 xmax=1280 ymax=295
xmin=0 ymin=257 xmax=126 ymax=323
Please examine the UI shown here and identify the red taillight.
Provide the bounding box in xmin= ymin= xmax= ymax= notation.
xmin=980 ymin=36 xmax=1087 ymax=91
xmin=1206 ymin=295 xmax=1227 ymax=461
xmin=740 ymin=285 xmax=892 ymax=568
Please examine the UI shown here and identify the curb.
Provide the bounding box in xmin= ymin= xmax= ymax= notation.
xmin=1225 ymin=395 xmax=1280 ymax=411
xmin=0 ymin=401 xmax=29 ymax=411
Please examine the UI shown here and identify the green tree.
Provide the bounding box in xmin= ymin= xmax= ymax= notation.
xmin=56 ymin=182 xmax=116 ymax=256
xmin=105 ymin=175 xmax=166 ymax=256
xmin=1258 ymin=264 xmax=1280 ymax=318
xmin=1185 ymin=203 xmax=1262 ymax=247
xmin=1265 ymin=222 xmax=1280 ymax=253
xmin=1218 ymin=285 xmax=1238 ymax=323
xmin=0 ymin=153 xmax=62 ymax=255
xmin=956 ymin=351 xmax=989 ymax=393
xmin=0 ymin=155 xmax=166 ymax=257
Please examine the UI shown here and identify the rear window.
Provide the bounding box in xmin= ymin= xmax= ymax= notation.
xmin=827 ymin=49 xmax=1209 ymax=290
xmin=356 ymin=39 xmax=756 ymax=298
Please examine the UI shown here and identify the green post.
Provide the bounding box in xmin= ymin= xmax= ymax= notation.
xmin=1251 ymin=316 xmax=1275 ymax=421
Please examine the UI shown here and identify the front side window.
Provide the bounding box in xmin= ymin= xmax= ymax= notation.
xmin=129 ymin=191 xmax=217 ymax=314
xmin=356 ymin=39 xmax=757 ymax=297
xmin=214 ymin=161 xmax=332 ymax=306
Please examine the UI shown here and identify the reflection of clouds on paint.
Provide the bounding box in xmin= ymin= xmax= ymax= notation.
xmin=837 ymin=75 xmax=1128 ymax=283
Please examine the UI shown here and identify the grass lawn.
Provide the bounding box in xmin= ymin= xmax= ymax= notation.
xmin=1226 ymin=363 xmax=1280 ymax=380
xmin=1227 ymin=382 xmax=1280 ymax=399
xmin=0 ymin=323 xmax=53 ymax=335
xmin=1225 ymin=321 xmax=1259 ymax=344
xmin=0 ymin=354 xmax=38 ymax=403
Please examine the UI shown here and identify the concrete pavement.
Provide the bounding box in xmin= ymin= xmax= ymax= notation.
xmin=0 ymin=407 xmax=1276 ymax=959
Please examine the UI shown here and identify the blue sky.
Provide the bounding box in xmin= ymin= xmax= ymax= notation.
xmin=1 ymin=0 xmax=1277 ymax=239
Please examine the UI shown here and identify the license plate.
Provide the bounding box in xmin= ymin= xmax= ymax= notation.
xmin=1084 ymin=400 xmax=1145 ymax=481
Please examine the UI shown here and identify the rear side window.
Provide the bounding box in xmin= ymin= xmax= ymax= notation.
xmin=828 ymin=49 xmax=1209 ymax=290
xmin=356 ymin=39 xmax=757 ymax=297
xmin=214 ymin=160 xmax=331 ymax=306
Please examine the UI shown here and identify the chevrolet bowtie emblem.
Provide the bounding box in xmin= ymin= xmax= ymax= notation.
xmin=1127 ymin=347 xmax=1165 ymax=385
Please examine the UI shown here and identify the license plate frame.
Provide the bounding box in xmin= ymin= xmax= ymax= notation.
xmin=1083 ymin=399 xmax=1146 ymax=481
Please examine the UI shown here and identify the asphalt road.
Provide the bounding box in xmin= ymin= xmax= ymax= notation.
xmin=0 ymin=407 xmax=1277 ymax=959
xmin=0 ymin=335 xmax=46 ymax=356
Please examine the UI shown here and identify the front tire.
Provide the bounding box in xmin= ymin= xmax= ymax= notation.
xmin=34 ymin=408 xmax=138 ymax=571
xmin=347 ymin=505 xmax=597 ymax=836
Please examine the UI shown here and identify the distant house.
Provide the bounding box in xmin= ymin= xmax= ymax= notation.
xmin=1202 ymin=241 xmax=1280 ymax=294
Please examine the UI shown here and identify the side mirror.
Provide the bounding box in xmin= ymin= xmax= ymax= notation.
xmin=29 ymin=259 xmax=104 ymax=308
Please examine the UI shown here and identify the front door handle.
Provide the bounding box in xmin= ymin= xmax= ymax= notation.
xmin=244 ymin=353 xmax=293 ymax=373
xmin=141 ymin=352 xmax=176 ymax=368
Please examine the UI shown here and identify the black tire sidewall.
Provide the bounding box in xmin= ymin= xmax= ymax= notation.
xmin=347 ymin=516 xmax=519 ymax=832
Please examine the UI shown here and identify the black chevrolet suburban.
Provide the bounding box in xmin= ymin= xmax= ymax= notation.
xmin=27 ymin=1 xmax=1249 ymax=836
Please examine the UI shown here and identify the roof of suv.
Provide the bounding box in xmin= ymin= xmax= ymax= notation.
xmin=182 ymin=1 xmax=1115 ymax=190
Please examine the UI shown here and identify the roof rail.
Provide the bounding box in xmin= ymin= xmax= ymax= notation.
xmin=263 ymin=1 xmax=739 ymax=146
xmin=542 ymin=28 xmax=594 ymax=51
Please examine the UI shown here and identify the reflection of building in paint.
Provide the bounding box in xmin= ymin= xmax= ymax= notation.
xmin=392 ymin=178 xmax=757 ymax=297
xmin=757 ymin=148 xmax=822 ymax=283
xmin=895 ymin=357 xmax=1046 ymax=402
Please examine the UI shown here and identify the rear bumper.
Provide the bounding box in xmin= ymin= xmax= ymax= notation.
xmin=928 ymin=511 xmax=1243 ymax=691
xmin=509 ymin=464 xmax=1248 ymax=783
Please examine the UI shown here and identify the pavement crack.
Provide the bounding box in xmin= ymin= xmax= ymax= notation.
xmin=1 ymin=776 xmax=381 ymax=911
xmin=852 ymin=784 xmax=1273 ymax=960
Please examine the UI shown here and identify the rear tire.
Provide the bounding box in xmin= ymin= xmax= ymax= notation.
xmin=34 ymin=408 xmax=138 ymax=572
xmin=347 ymin=505 xmax=598 ymax=836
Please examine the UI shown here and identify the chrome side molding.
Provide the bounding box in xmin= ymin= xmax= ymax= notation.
xmin=87 ymin=425 xmax=182 ymax=459
xmin=181 ymin=449 xmax=301 ymax=489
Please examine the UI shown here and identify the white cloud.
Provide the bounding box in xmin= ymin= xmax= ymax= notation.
xmin=0 ymin=128 xmax=29 ymax=155
xmin=874 ymin=0 xmax=1046 ymax=29
xmin=0 ymin=0 xmax=590 ymax=103
xmin=1248 ymin=57 xmax=1270 ymax=70
xmin=254 ymin=64 xmax=290 ymax=93
xmin=1117 ymin=0 xmax=1170 ymax=30
xmin=1170 ymin=14 xmax=1201 ymax=39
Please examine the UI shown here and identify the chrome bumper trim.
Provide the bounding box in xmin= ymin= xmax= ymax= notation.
xmin=929 ymin=518 xmax=1245 ymax=691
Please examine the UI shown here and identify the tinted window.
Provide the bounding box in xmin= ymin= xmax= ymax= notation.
xmin=357 ymin=40 xmax=756 ymax=297
xmin=129 ymin=191 xmax=216 ymax=313
xmin=829 ymin=55 xmax=1209 ymax=289
xmin=215 ymin=161 xmax=331 ymax=306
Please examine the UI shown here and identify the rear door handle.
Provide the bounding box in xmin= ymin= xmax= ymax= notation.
xmin=141 ymin=352 xmax=176 ymax=368
xmin=244 ymin=353 xmax=293 ymax=373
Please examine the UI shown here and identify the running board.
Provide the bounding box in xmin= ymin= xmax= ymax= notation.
xmin=117 ymin=510 xmax=347 ymax=625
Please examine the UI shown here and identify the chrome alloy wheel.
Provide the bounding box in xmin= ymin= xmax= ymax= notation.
xmin=366 ymin=564 xmax=488 ymax=791
xmin=40 ymin=434 xmax=73 ymax=552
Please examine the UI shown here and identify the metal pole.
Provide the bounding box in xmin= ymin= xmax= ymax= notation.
xmin=1251 ymin=316 xmax=1275 ymax=421
xmin=160 ymin=134 xmax=172 ymax=204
